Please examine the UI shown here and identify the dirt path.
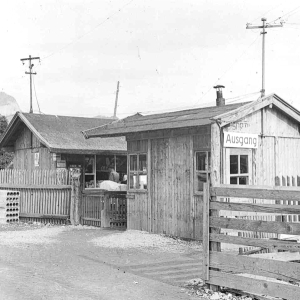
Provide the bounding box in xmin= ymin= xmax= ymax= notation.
xmin=0 ymin=224 xmax=203 ymax=300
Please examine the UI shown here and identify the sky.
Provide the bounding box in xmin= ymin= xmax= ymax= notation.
xmin=1 ymin=0 xmax=300 ymax=118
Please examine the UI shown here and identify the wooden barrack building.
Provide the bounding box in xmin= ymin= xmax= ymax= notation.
xmin=0 ymin=112 xmax=127 ymax=189
xmin=83 ymin=92 xmax=300 ymax=239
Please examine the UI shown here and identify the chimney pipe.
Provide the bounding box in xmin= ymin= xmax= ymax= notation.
xmin=213 ymin=85 xmax=225 ymax=106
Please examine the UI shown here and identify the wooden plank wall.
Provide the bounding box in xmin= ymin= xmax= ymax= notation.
xmin=0 ymin=169 xmax=71 ymax=224
xmin=127 ymin=125 xmax=210 ymax=239
xmin=0 ymin=169 xmax=71 ymax=185
xmin=13 ymin=126 xmax=56 ymax=170
xmin=276 ymin=137 xmax=300 ymax=223
xmin=127 ymin=192 xmax=148 ymax=231
xmin=221 ymin=106 xmax=300 ymax=247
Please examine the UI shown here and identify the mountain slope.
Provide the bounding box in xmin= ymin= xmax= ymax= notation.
xmin=0 ymin=92 xmax=20 ymax=122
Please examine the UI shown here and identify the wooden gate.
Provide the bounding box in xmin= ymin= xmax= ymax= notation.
xmin=81 ymin=190 xmax=127 ymax=228
xmin=202 ymin=183 xmax=300 ymax=300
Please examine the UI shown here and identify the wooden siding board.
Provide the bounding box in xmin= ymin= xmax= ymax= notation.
xmin=209 ymin=233 xmax=300 ymax=252
xmin=210 ymin=251 xmax=300 ymax=282
xmin=208 ymin=270 xmax=300 ymax=300
xmin=210 ymin=216 xmax=300 ymax=235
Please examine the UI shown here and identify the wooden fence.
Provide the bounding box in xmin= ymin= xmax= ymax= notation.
xmin=202 ymin=183 xmax=300 ymax=300
xmin=0 ymin=169 xmax=72 ymax=224
xmin=81 ymin=190 xmax=127 ymax=228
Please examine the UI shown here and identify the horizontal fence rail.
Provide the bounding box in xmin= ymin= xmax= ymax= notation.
xmin=203 ymin=183 xmax=300 ymax=300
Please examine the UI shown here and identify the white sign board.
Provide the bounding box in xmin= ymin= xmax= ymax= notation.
xmin=224 ymin=132 xmax=258 ymax=149
xmin=34 ymin=153 xmax=40 ymax=167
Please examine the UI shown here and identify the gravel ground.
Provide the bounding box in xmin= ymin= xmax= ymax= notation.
xmin=91 ymin=230 xmax=202 ymax=253
xmin=0 ymin=222 xmax=269 ymax=300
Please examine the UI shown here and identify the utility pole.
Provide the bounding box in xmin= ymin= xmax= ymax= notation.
xmin=246 ymin=18 xmax=283 ymax=98
xmin=20 ymin=55 xmax=40 ymax=113
xmin=113 ymin=81 xmax=120 ymax=118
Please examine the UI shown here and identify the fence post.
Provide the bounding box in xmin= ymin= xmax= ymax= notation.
xmin=70 ymin=173 xmax=81 ymax=225
xmin=202 ymin=183 xmax=210 ymax=281
xmin=101 ymin=193 xmax=111 ymax=228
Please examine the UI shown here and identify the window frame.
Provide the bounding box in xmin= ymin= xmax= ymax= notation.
xmin=225 ymin=148 xmax=252 ymax=185
xmin=84 ymin=154 xmax=127 ymax=189
xmin=194 ymin=150 xmax=211 ymax=194
xmin=128 ymin=153 xmax=148 ymax=191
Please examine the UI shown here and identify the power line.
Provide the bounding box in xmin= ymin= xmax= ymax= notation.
xmin=43 ymin=0 xmax=135 ymax=61
xmin=227 ymin=91 xmax=261 ymax=103
xmin=110 ymin=91 xmax=260 ymax=117
xmin=249 ymin=3 xmax=284 ymax=24
xmin=32 ymin=76 xmax=42 ymax=114
xmin=198 ymin=34 xmax=260 ymax=104
xmin=270 ymin=5 xmax=300 ymax=24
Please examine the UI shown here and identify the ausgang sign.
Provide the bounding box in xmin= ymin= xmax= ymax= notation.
xmin=224 ymin=132 xmax=258 ymax=149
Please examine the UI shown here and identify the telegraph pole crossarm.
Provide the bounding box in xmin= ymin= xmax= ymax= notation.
xmin=246 ymin=18 xmax=283 ymax=98
xmin=20 ymin=55 xmax=40 ymax=113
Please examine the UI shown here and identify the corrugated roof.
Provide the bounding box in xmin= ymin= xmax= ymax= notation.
xmin=83 ymin=102 xmax=249 ymax=138
xmin=0 ymin=112 xmax=127 ymax=154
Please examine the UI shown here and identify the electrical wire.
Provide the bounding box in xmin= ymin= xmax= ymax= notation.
xmin=270 ymin=5 xmax=300 ymax=24
xmin=43 ymin=0 xmax=135 ymax=61
xmin=249 ymin=3 xmax=284 ymax=24
xmin=32 ymin=76 xmax=42 ymax=114
xmin=198 ymin=34 xmax=260 ymax=104
xmin=109 ymin=91 xmax=260 ymax=117
xmin=227 ymin=92 xmax=261 ymax=103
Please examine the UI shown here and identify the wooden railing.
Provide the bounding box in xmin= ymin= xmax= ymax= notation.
xmin=202 ymin=183 xmax=300 ymax=300
xmin=81 ymin=190 xmax=127 ymax=228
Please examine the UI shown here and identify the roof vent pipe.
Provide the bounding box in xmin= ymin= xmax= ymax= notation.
xmin=214 ymin=85 xmax=225 ymax=107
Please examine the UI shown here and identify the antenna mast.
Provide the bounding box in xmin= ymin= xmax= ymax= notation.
xmin=246 ymin=18 xmax=283 ymax=97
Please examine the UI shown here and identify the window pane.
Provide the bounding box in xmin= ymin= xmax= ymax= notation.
xmin=230 ymin=155 xmax=238 ymax=174
xmin=129 ymin=173 xmax=137 ymax=189
xmin=116 ymin=156 xmax=127 ymax=183
xmin=207 ymin=152 xmax=211 ymax=171
xmin=130 ymin=155 xmax=138 ymax=171
xmin=239 ymin=177 xmax=248 ymax=185
xmin=139 ymin=154 xmax=147 ymax=172
xmin=230 ymin=177 xmax=238 ymax=184
xmin=240 ymin=155 xmax=248 ymax=174
xmin=85 ymin=174 xmax=95 ymax=188
xmin=116 ymin=156 xmax=127 ymax=173
xmin=96 ymin=155 xmax=114 ymax=172
xmin=196 ymin=152 xmax=206 ymax=171
xmin=196 ymin=173 xmax=207 ymax=191
xmin=84 ymin=155 xmax=95 ymax=173
xmin=139 ymin=174 xmax=147 ymax=189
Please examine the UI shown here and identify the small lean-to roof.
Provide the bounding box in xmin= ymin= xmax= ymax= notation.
xmin=0 ymin=112 xmax=127 ymax=154
xmin=83 ymin=102 xmax=250 ymax=138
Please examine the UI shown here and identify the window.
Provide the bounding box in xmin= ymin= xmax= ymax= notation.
xmin=84 ymin=155 xmax=96 ymax=188
xmin=229 ymin=154 xmax=249 ymax=185
xmin=129 ymin=154 xmax=147 ymax=190
xmin=84 ymin=154 xmax=127 ymax=188
xmin=195 ymin=151 xmax=211 ymax=192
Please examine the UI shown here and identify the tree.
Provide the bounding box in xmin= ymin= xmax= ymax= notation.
xmin=0 ymin=115 xmax=13 ymax=169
